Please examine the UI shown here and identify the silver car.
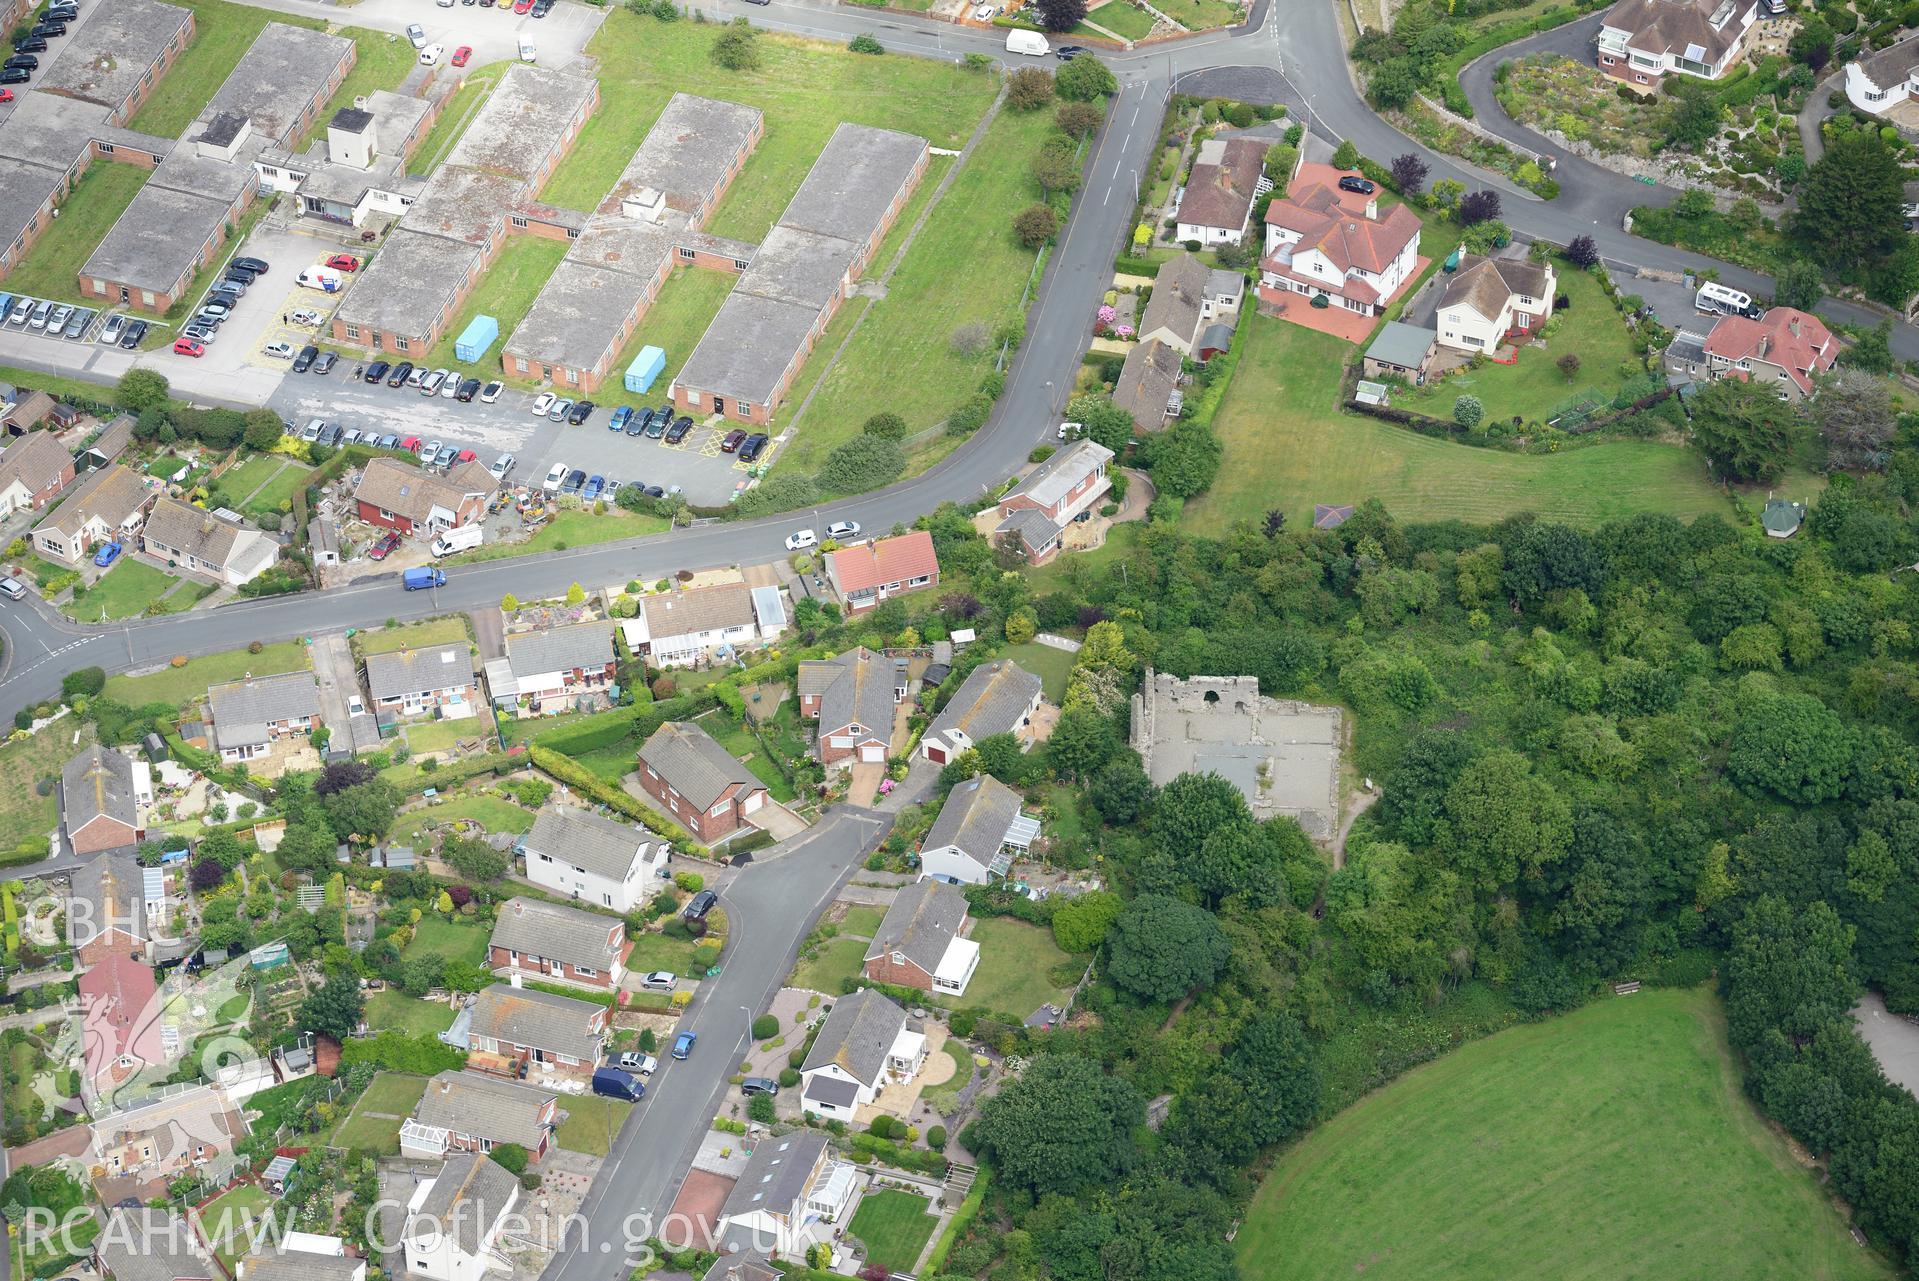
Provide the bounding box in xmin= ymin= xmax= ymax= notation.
xmin=44 ymin=303 xmax=71 ymax=332
xmin=98 ymin=314 xmax=125 ymax=345
xmin=27 ymin=300 xmax=52 ymax=329
xmin=7 ymin=298 xmax=32 ymax=326
xmin=488 ymin=453 xmax=516 ymax=480
xmin=420 ymin=369 xmax=446 ymax=395
xmin=548 ymin=397 xmax=573 ymax=422
xmin=63 ymin=308 xmax=93 ymax=339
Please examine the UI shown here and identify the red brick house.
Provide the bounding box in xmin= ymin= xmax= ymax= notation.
xmin=796 ymin=647 xmax=904 ymax=766
xmin=994 ymin=439 xmax=1116 ymax=565
xmin=488 ymin=898 xmax=628 ymax=992
xmin=862 ymin=879 xmax=979 ymax=997
xmin=636 ymin=721 xmax=770 ymax=842
xmin=352 ymin=458 xmax=495 ymax=536
xmin=823 ymin=531 xmax=940 ymax=614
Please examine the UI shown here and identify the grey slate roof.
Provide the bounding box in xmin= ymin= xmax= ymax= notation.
xmin=639 ymin=582 xmax=756 ymax=642
xmin=413 ymin=1070 xmax=555 ymax=1148
xmin=1140 ymin=252 xmax=1209 ymax=345
xmin=638 ymin=721 xmax=760 ymax=811
xmin=207 ymin=671 xmax=320 ymax=751
xmin=1856 ymin=33 xmax=1919 ymax=90
xmin=364 ymin=643 xmax=474 ymax=703
xmin=923 ymin=773 xmax=1023 ymax=872
xmin=800 ymin=1074 xmax=860 ymax=1111
xmin=1365 ymin=320 xmax=1436 ymax=371
xmin=524 ymin=807 xmax=649 ymax=881
xmin=800 ymin=988 xmax=907 ymax=1088
xmin=68 ymin=849 xmax=145 ymax=950
xmin=143 ymin=497 xmax=252 ymax=570
xmin=805 ymin=647 xmax=896 ymax=737
xmin=36 ymin=0 xmax=192 ymax=115
xmin=239 ymin=1247 xmax=364 ymax=1281
xmin=863 ymin=879 xmax=967 ymax=976
xmin=467 ymin=982 xmax=604 ymax=1062
xmin=996 ymin=507 xmax=1061 ymax=557
xmin=926 ymin=660 xmax=1042 ymax=745
xmin=1002 ymin=438 xmax=1113 ymax=511
xmin=701 ymin=1254 xmax=780 ymax=1281
xmin=97 ymin=1210 xmax=214 ymax=1281
xmin=505 ymin=620 xmax=615 ymax=680
xmin=62 ymin=743 xmax=139 ymax=835
xmin=721 ymin=1129 xmax=829 ymax=1217
xmin=404 ymin=1151 xmax=521 ymax=1256
xmin=490 ymin=897 xmax=621 ymax=972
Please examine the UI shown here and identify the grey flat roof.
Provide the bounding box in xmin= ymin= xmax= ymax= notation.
xmin=733 ymin=225 xmax=857 ymax=312
xmin=776 ymin=122 xmax=926 ymax=246
xmin=201 ymin=23 xmax=355 ymax=147
xmin=673 ymin=290 xmax=818 ymax=408
xmin=34 ymin=0 xmax=192 ymax=115
xmin=331 ymin=228 xmax=480 ymax=341
xmin=604 ymin=92 xmax=762 ymax=215
xmin=0 ymin=90 xmax=113 ymax=168
xmin=402 ymin=165 xmax=522 ymax=248
xmin=444 ymin=62 xmax=596 ymax=184
xmin=504 ymin=257 xmax=658 ymax=369
xmin=149 ymin=134 xmax=257 ymax=204
xmin=83 ymin=183 xmax=230 ymax=294
xmin=0 ymin=163 xmax=65 ymax=260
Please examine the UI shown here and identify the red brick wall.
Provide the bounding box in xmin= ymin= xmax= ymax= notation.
xmin=70 ymin=817 xmax=137 ymax=857
xmin=862 ymin=952 xmax=933 ymax=992
xmin=356 ymin=500 xmax=414 ymax=534
xmin=487 ymin=944 xmax=614 ymax=990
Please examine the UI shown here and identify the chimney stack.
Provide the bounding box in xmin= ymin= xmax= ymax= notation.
xmin=1788 ymin=315 xmax=1800 ymax=339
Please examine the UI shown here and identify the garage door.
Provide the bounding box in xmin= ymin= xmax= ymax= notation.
xmin=926 ymin=744 xmax=947 ymax=764
xmin=743 ymin=790 xmax=763 ymax=813
xmin=860 ymin=743 xmax=884 ymax=763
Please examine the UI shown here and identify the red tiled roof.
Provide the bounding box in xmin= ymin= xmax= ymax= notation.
xmin=80 ymin=952 xmax=161 ymax=1081
xmin=1177 ymin=138 xmax=1267 ymax=233
xmin=829 ymin=530 xmax=939 ymax=594
xmin=1701 ymin=307 xmax=1836 ymax=395
xmin=1265 ymin=182 xmax=1422 ymax=277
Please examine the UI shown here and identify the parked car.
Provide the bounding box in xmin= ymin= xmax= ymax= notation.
xmin=641 ymin=484 xmax=665 ymax=499
xmin=27 ymin=299 xmax=51 ymax=329
xmin=440 ymin=371 xmax=461 ymax=399
xmin=671 ymin=1031 xmax=697 ymax=1060
xmin=567 ymin=400 xmax=595 ymax=425
xmin=609 ymin=406 xmax=633 ymax=432
xmin=591 ymin=1067 xmax=644 ymax=1101
xmin=0 ymin=67 xmax=30 ymax=86
xmin=6 ymin=54 xmax=39 ymax=72
xmin=455 ymin=448 xmax=477 ymax=463
xmin=617 ymin=1052 xmax=659 ymax=1075
xmin=562 ymin=468 xmax=586 ymax=493
xmin=826 ymin=521 xmax=861 ymax=540
xmin=582 ymin=475 xmax=604 ymax=501
xmin=433 ymin=444 xmax=458 ymax=468
xmin=625 ymin=409 xmax=651 ymax=437
xmin=232 ymin=257 xmax=270 ymax=276
xmin=488 ymin=453 xmax=516 ymax=480
xmin=457 ymin=378 xmax=482 ymax=401
xmin=62 ymin=308 xmax=92 ymax=339
xmin=740 ymin=1078 xmax=780 ymax=1097
xmin=406 ymin=364 xmax=427 ymax=388
xmin=181 ymin=324 xmax=218 ymax=345
xmin=405 ymin=22 xmax=427 ymax=46
xmin=683 ymin=890 xmax=718 ymax=919
xmin=44 ymin=303 xmax=70 ymax=331
xmin=421 ymin=440 xmax=443 ymax=464
xmin=639 ymin=971 xmax=676 ymax=992
xmin=452 ymin=45 xmax=472 ymax=66
xmin=196 ymin=298 xmax=231 ymax=319
xmin=313 ymin=351 xmax=339 ymax=374
xmin=323 ymin=424 xmax=345 ymax=447
xmin=93 ymin=541 xmax=121 ymax=568
xmin=1337 ymin=175 xmax=1376 ymax=196
xmin=290 ymin=307 xmax=323 ymax=326
xmin=10 ymin=38 xmax=45 ymax=53
xmin=367 ymin=531 xmax=402 ymax=560
xmin=322 ymin=254 xmax=360 ymax=274
xmin=342 ymin=429 xmax=364 ymax=446
xmin=513 ymin=0 xmax=533 ymax=11
xmin=1055 ymin=44 xmax=1088 ymax=59
xmin=264 ymin=340 xmax=295 ymax=360
xmin=665 ymin=417 xmax=693 ymax=444
xmin=386 ymin=361 xmax=413 ymax=387
xmin=532 ymin=0 xmax=552 ymax=13
xmin=548 ymin=397 xmax=573 ymax=422
xmin=543 ymin=462 xmax=568 ymax=491
xmin=400 ymin=436 xmax=423 ymax=454
xmin=479 ymin=381 xmax=503 ymax=403
xmin=418 ymin=42 xmax=443 ymax=65
xmin=379 ymin=434 xmax=401 ymax=450
xmin=98 ymin=314 xmax=125 ymax=345
xmin=172 ymin=337 xmax=204 ymax=357
xmin=420 ymin=369 xmax=446 ymax=395
xmin=720 ymin=429 xmax=747 ymax=453
xmin=531 ymin=391 xmax=556 ymax=417
xmin=292 ymin=345 xmax=318 ymax=372
xmin=7 ymin=296 xmax=33 ymax=325
xmin=119 ymin=320 xmax=146 ymax=348
xmin=739 ymin=433 xmax=769 ymax=462
xmin=645 ymin=411 xmax=667 ymax=439
xmin=784 ymin=529 xmax=817 ymax=551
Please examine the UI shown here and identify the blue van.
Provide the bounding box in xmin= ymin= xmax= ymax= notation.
xmin=592 ymin=1067 xmax=644 ymax=1101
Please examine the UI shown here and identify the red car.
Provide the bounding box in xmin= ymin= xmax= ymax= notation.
xmin=720 ymin=429 xmax=747 ymax=453
xmin=455 ymin=448 xmax=477 ymax=463
xmin=172 ymin=337 xmax=204 ymax=357
xmin=0 ymin=89 xmax=13 ymax=104
xmin=399 ymin=436 xmax=423 ymax=454
xmin=451 ymin=45 xmax=472 ymax=66
xmin=325 ymin=253 xmax=361 ymax=272
xmin=367 ymin=530 xmax=402 ymax=561
xmin=513 ymin=0 xmax=533 ymax=12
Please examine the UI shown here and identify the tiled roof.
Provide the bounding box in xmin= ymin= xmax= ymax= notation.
xmin=413 ymin=1070 xmax=555 ymax=1148
xmin=97 ymin=1211 xmax=214 ymax=1281
xmin=863 ymin=879 xmax=966 ymax=976
xmin=1439 ymin=254 xmax=1553 ymax=322
xmin=79 ymin=950 xmax=160 ymax=1069
xmin=922 ymin=773 xmax=1023 ymax=870
xmin=523 ymin=807 xmax=650 ymax=882
xmin=1701 ymin=307 xmax=1837 ymax=395
xmin=207 ymin=671 xmax=320 ymax=751
xmin=467 ymin=983 xmax=603 ymax=1062
xmin=353 ymin=458 xmax=495 ymax=525
xmin=405 ymin=1151 xmax=521 ymax=1256
xmin=996 ymin=507 xmax=1061 ymax=557
xmin=800 ymin=988 xmax=907 ymax=1088
xmin=927 ymin=660 xmax=1042 ymax=745
xmin=1856 ymin=34 xmax=1919 ymax=90
xmin=638 ymin=721 xmax=759 ymax=811
xmin=1265 ymin=182 xmax=1422 ymax=277
xmin=1177 ymin=138 xmax=1266 ymax=232
xmin=807 ymin=647 xmax=897 ymax=737
xmin=1139 ymin=252 xmax=1209 ymax=344
xmin=490 ymin=897 xmax=621 ymax=971
xmin=143 ymin=497 xmax=249 ymax=568
xmin=505 ymin=621 xmax=615 ymax=680
xmin=68 ymin=849 xmax=146 ymax=949
xmin=827 ymin=531 xmax=939 ymax=595
xmin=238 ymin=1247 xmax=363 ymax=1281
xmin=363 ymin=643 xmax=474 ymax=703
xmin=639 ymin=582 xmax=756 ymax=641
xmin=35 ymin=462 xmax=150 ymax=539
xmin=63 ymin=743 xmax=139 ymax=834
xmin=1605 ymin=0 xmax=1751 ymax=63
xmin=1113 ymin=338 xmax=1183 ymax=426
xmin=0 ymin=430 xmax=71 ymax=497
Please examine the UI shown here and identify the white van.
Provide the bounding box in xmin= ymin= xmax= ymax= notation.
xmin=518 ymin=34 xmax=537 ymax=63
xmin=432 ymin=524 xmax=484 ymax=557
xmin=1005 ymin=28 xmax=1048 ymax=55
xmin=1695 ymin=280 xmax=1755 ymax=318
xmin=419 ymin=42 xmax=444 ymax=65
xmin=298 ymin=266 xmax=343 ymax=292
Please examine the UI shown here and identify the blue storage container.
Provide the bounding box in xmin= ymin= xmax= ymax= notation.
xmin=455 ymin=314 xmax=499 ymax=363
xmin=624 ymin=345 xmax=666 ymax=394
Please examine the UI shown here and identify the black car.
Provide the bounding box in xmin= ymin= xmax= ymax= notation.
xmin=292 ymin=344 xmax=318 ymax=372
xmin=6 ymin=54 xmax=38 ymax=70
xmin=0 ymin=67 xmax=26 ymax=84
xmin=1337 ymin=175 xmax=1377 ymax=196
xmin=12 ymin=37 xmax=46 ymax=52
xmin=562 ymin=468 xmax=587 ymax=493
xmin=1055 ymin=44 xmax=1087 ymax=59
xmin=364 ymin=360 xmax=390 ymax=383
xmin=625 ymin=409 xmax=650 ymax=437
xmin=654 ymin=402 xmax=674 ymax=424
xmin=385 ymin=360 xmax=413 ymax=387
xmin=739 ymin=432 xmax=768 ymax=462
xmin=118 ymin=319 xmax=146 ymax=349
xmin=683 ymin=890 xmax=718 ymax=919
xmin=221 ymin=270 xmax=256 ymax=289
xmin=665 ymin=416 xmax=692 ymax=443
xmin=566 ymin=399 xmax=595 ymax=425
xmin=28 ymin=23 xmax=65 ymax=38
xmin=531 ymin=0 xmax=553 ymax=13
xmin=231 ymin=256 xmax=269 ymax=275
xmin=456 ymin=377 xmax=481 ymax=402
xmin=642 ymin=484 xmax=665 ymax=499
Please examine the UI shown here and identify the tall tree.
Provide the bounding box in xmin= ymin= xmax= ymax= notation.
xmin=298 ymin=971 xmax=364 ymax=1040
xmin=1034 ymin=0 xmax=1088 ymax=31
xmin=973 ymin=1055 xmax=1141 ymax=1194
xmin=1812 ymin=368 xmax=1896 ymax=471
xmin=1688 ymin=378 xmax=1799 ymax=483
xmin=1773 ymin=259 xmax=1824 ymax=311
xmin=1105 ymin=895 xmax=1232 ymax=1002
xmin=1389 ymin=152 xmax=1429 ymax=195
xmin=1790 ymin=131 xmax=1906 ymax=272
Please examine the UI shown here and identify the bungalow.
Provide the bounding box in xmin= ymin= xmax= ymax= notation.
xmin=714 ymin=1130 xmax=859 ymax=1260
xmin=918 ymin=773 xmax=1037 ymax=886
xmin=69 ymin=849 xmax=151 ymax=966
xmin=465 ymin=983 xmax=608 ymax=1079
xmin=796 ymin=647 xmax=904 ymax=766
xmin=206 ymin=671 xmax=323 ymax=763
xmin=401 ymin=1152 xmax=521 ymax=1281
xmin=621 ymin=582 xmax=760 ymax=668
xmin=94 ymin=1211 xmax=215 ymax=1281
xmin=89 ymin=1083 xmax=247 ymax=1180
xmin=352 ymin=458 xmax=495 ymax=536
xmin=63 ymin=743 xmax=147 ymax=855
xmin=919 ymin=660 xmax=1043 ymax=765
xmin=1846 ymin=36 xmax=1919 ymax=117
xmin=1259 ymin=163 xmax=1422 ymax=322
xmin=363 ymin=643 xmax=478 ymax=721
xmin=1435 ymin=253 xmax=1556 ymax=354
xmin=493 ymin=621 xmax=617 ymax=715
xmin=994 ymin=438 xmax=1115 ymax=565
xmin=400 ymin=1070 xmax=559 ymax=1162
xmin=797 ymin=988 xmax=927 ymax=1121
xmin=1597 ymin=0 xmax=1758 ymax=86
xmin=488 ymin=897 xmax=628 ymax=992
xmin=141 ymin=497 xmax=281 ymax=587
xmin=0 ymin=430 xmax=75 ymax=519
xmin=32 ymin=463 xmax=153 ymax=565
xmin=521 ymin=807 xmax=668 ymax=913
xmin=1174 ymin=138 xmax=1268 ymax=246
xmin=862 ymin=879 xmax=978 ymax=997
xmin=237 ymin=1243 xmax=365 ymax=1281
xmin=1137 ymin=253 xmax=1243 ymax=356
xmin=79 ymin=951 xmax=163 ymax=1094
xmin=1112 ymin=338 xmax=1184 ymax=431
xmin=823 ymin=531 xmax=939 ymax=614
xmin=636 ymin=722 xmax=770 ymax=842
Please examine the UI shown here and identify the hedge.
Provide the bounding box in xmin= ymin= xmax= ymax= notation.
xmin=528 ymin=746 xmax=708 ymax=856
xmin=340 ymin=1030 xmax=467 ymax=1074
xmin=522 ymin=978 xmax=616 ymax=1007
xmin=397 ymin=751 xmax=517 ymax=796
xmin=922 ymin=1167 xmax=989 ymax=1273
xmin=532 ymin=694 xmax=714 ymax=756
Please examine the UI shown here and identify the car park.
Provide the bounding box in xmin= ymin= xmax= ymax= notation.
xmin=62 ymin=308 xmax=92 ymax=339
xmin=582 ymin=475 xmax=604 ymax=501
xmin=531 ymin=391 xmax=556 ymax=417
xmin=119 ymin=320 xmax=146 ymax=348
xmin=567 ymin=400 xmax=595 ymax=426
xmin=543 ymin=462 xmax=567 ymax=491
xmin=387 ymin=361 xmax=414 ymax=387
xmin=172 ymin=337 xmax=203 ymax=357
xmin=489 ymin=453 xmax=516 ymax=480
xmin=452 ymin=45 xmax=472 ymax=66
xmin=479 ymin=382 xmax=503 ymax=403
xmin=562 ymin=468 xmax=586 ymax=493
xmin=313 ymin=351 xmax=338 ymax=374
xmin=720 ymin=429 xmax=746 ymax=453
xmin=98 ymin=314 xmax=125 ymax=345
xmin=93 ymin=541 xmax=121 ymax=568
xmin=292 ymin=345 xmax=318 ymax=372
xmin=665 ymin=417 xmax=693 ymax=444
xmin=420 ymin=369 xmax=446 ymax=395
xmin=671 ymin=1031 xmax=697 ymax=1060
xmin=364 ymin=361 xmax=390 ymax=383
xmin=826 ymin=521 xmax=861 ymax=540
xmin=457 ymin=378 xmax=481 ymax=401
xmin=405 ymin=22 xmax=427 ymax=45
xmin=784 ymin=528 xmax=817 ymax=551
xmin=548 ymin=398 xmax=573 ymax=422
xmin=264 ymin=341 xmax=294 ymax=359
xmin=739 ymin=433 xmax=769 ymax=462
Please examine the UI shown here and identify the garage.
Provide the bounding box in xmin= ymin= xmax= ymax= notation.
xmin=860 ymin=742 xmax=885 ymax=763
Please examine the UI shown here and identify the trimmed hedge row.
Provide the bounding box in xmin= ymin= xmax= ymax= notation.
xmin=527 ymin=746 xmax=708 ymax=857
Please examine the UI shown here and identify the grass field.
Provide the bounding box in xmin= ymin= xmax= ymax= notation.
xmin=539 ymin=13 xmax=993 ymax=231
xmin=411 ymin=63 xmax=511 ymax=176
xmin=443 ymin=508 xmax=670 ymax=564
xmin=390 ymin=792 xmax=534 ymax=847
xmin=1240 ymin=987 xmax=1894 ymax=1281
xmin=66 ymin=559 xmax=189 ymax=621
xmin=126 ymin=0 xmax=326 ymax=138
xmin=365 ymin=990 xmax=458 ymax=1037
xmin=359 ymin=614 xmax=472 ymax=656
xmin=556 ymin=1094 xmax=631 ymax=1156
xmin=963 ymin=918 xmax=1072 ymax=1020
xmin=424 ymin=235 xmax=570 ymax=373
xmin=1405 ymin=266 xmax=1640 ymax=426
xmin=790 ymin=937 xmax=869 ymax=995
xmin=218 ymin=454 xmax=288 ymax=502
xmin=331 ymin=1070 xmax=431 ymax=1154
xmin=400 ymin=718 xmax=489 ymax=758
xmin=243 ymin=466 xmax=307 ymax=519
xmin=998 ymin=641 xmax=1077 ymax=704
xmin=1186 ymin=316 xmax=1731 ymax=535
xmin=2 ymin=163 xmax=148 ymax=306
xmin=401 ymin=916 xmax=491 ymax=968
xmin=626 ymin=930 xmax=702 ymax=977
xmin=605 ymin=267 xmax=738 ymax=395
xmin=1082 ymin=0 xmax=1158 ymax=38
xmin=105 ymin=641 xmax=311 ymax=708
xmin=848 ymin=1190 xmax=937 ymax=1273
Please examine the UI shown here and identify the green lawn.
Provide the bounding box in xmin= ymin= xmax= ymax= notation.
xmin=539 ymin=13 xmax=992 ymax=231
xmin=365 ymin=990 xmax=458 ymax=1037
xmin=626 ymin=930 xmax=702 ymax=977
xmin=1240 ymin=986 xmax=1894 ymax=1281
xmin=789 ymin=937 xmax=869 ymax=995
xmin=962 ymin=918 xmax=1072 ymax=1020
xmin=410 ymin=63 xmax=511 ymax=175
xmin=444 ymin=508 xmax=670 ymax=565
xmin=1187 ymin=315 xmax=1730 ymax=535
xmin=1 ymin=162 xmax=147 ymax=305
xmin=556 ymin=1093 xmax=631 ymax=1156
xmin=401 ymin=915 xmax=492 ymax=968
xmin=242 ymin=465 xmax=307 ymax=520
xmin=331 ymin=1069 xmax=431 ymax=1154
xmin=195 ymin=1182 xmax=270 ymax=1252
xmin=66 ymin=559 xmax=189 ymax=621
xmin=839 ymin=905 xmax=884 ymax=938
xmin=1082 ymin=0 xmax=1157 ymax=38
xmin=705 ymin=717 xmax=797 ymax=803
xmin=1405 ymin=265 xmax=1640 ymax=426
xmin=786 ymin=105 xmax=1061 ymax=472
xmin=218 ymin=454 xmax=288 ymax=501
xmin=604 ymin=267 xmax=738 ymax=396
xmin=997 ymin=641 xmax=1077 ymax=704
xmin=423 ymin=234 xmax=571 ymax=373
xmin=848 ymin=1190 xmax=937 ymax=1273
xmin=1161 ymin=0 xmax=1243 ymax=27
xmin=126 ymin=0 xmax=326 ymax=138
xmin=359 ymin=614 xmax=473 ymax=656
xmin=401 ymin=718 xmax=490 ymax=757
xmin=104 ymin=641 xmax=311 ymax=709
xmin=390 ymin=792 xmax=536 ymax=847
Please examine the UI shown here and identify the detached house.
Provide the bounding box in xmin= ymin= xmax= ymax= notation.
xmin=465 ymin=983 xmax=608 ymax=1079
xmin=863 ymin=879 xmax=978 ymax=997
xmin=1667 ymin=307 xmax=1838 ymax=401
xmin=353 ymin=458 xmax=496 ymax=536
xmin=141 ymin=498 xmax=281 ymax=587
xmin=1174 ymin=138 xmax=1268 ymax=246
xmin=400 ymin=1070 xmax=559 ymax=1161
xmin=63 ymin=743 xmax=147 ymax=855
xmin=1260 ymin=163 xmax=1422 ymax=322
xmin=0 ymin=430 xmax=75 ymax=519
xmin=489 ymin=897 xmax=628 ymax=992
xmin=69 ymin=849 xmax=150 ymax=965
xmin=1435 ymin=253 xmax=1557 ymax=354
xmin=715 ymin=1131 xmax=859 ymax=1259
xmin=521 ymin=806 xmax=668 ymax=912
xmin=79 ymin=951 xmax=163 ymax=1094
xmin=32 ymin=463 xmax=153 ymax=565
xmin=492 ymin=620 xmax=617 ymax=715
xmin=919 ymin=773 xmax=1038 ymax=886
xmin=797 ymin=988 xmax=928 ymax=1121
xmin=1137 ymin=252 xmax=1244 ymax=356
xmin=797 ymin=647 xmax=904 ymax=766
xmin=920 ymin=659 xmax=1043 ymax=765
xmin=402 ymin=1153 xmax=521 ymax=1281
xmin=636 ymin=721 xmax=770 ymax=842
xmin=995 ymin=439 xmax=1115 ymax=565
xmin=206 ymin=671 xmax=323 ymax=763
xmin=363 ymin=643 xmax=478 ymax=721
xmin=94 ymin=1210 xmax=215 ymax=1281
xmin=1847 ymin=36 xmax=1919 ymax=116
xmin=1597 ymin=0 xmax=1758 ymax=85
xmin=622 ymin=582 xmax=760 ymax=668
xmin=1113 ymin=338 xmax=1185 ymax=431
xmin=824 ymin=531 xmax=939 ymax=614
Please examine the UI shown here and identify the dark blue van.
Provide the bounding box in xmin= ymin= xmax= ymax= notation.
xmin=592 ymin=1067 xmax=644 ymax=1101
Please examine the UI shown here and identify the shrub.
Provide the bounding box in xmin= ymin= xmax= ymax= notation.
xmin=1007 ymin=67 xmax=1055 ymax=110
xmin=1013 ymin=204 xmax=1060 ymax=249
xmin=711 ymin=20 xmax=760 ymax=69
xmin=748 ymin=1093 xmax=776 ymax=1123
xmin=848 ymin=32 xmax=883 ymax=53
xmin=490 ymin=1142 xmax=530 ymax=1174
xmin=778 ymin=1067 xmax=800 ymax=1088
xmin=674 ymin=871 xmax=705 ymax=893
xmin=927 ymin=1124 xmax=947 ymax=1150
xmin=752 ymin=1014 xmax=780 ymax=1039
